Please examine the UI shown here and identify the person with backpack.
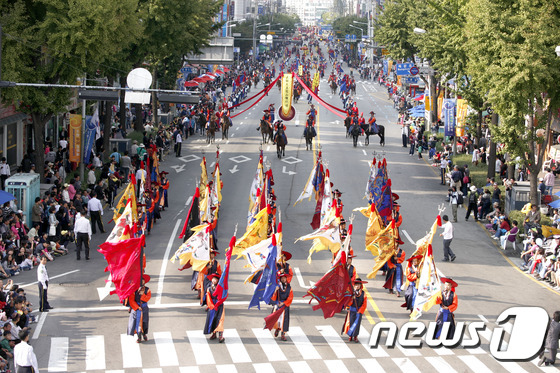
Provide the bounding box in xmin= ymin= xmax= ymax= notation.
xmin=448 ymin=187 xmax=459 ymax=223
xmin=465 ymin=186 xmax=479 ymax=222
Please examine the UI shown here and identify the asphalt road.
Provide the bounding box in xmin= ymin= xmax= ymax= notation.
xmin=17 ymin=53 xmax=560 ymax=373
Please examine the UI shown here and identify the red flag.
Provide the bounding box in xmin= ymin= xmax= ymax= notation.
xmin=212 ymin=236 xmax=235 ymax=308
xmin=98 ymin=235 xmax=145 ymax=301
xmin=264 ymin=306 xmax=286 ymax=330
xmin=304 ymin=252 xmax=353 ymax=318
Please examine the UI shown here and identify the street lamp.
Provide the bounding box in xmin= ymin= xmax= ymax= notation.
xmin=349 ymin=24 xmax=364 ymax=40
xmin=413 ymin=27 xmax=427 ymax=34
xmin=353 ymin=20 xmax=368 ymax=25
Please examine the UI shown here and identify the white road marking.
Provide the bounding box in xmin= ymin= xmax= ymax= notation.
xmin=358 ymin=359 xmax=386 ymax=373
xmin=186 ymin=330 xmax=215 ymax=365
xmin=155 ymin=219 xmax=183 ymax=305
xmin=252 ymin=328 xmax=287 ymax=361
xmin=120 ymin=334 xmax=142 ymax=368
xmin=143 ymin=369 xmax=163 ymax=373
xmin=21 ymin=269 xmax=80 ymax=288
xmin=267 ymin=146 xmax=270 ymax=151
xmin=154 ymin=331 xmax=179 ymax=366
xmin=401 ymin=229 xmax=416 ymax=245
xmin=252 ymin=363 xmax=275 ymax=373
xmin=393 ymin=358 xmax=421 ymax=373
xmin=216 ymin=365 xmax=237 ymax=373
xmin=86 ymin=335 xmax=106 ymax=370
xmin=324 ymin=360 xmax=349 ymax=373
xmin=316 ymin=325 xmax=355 ymax=359
xmin=32 ymin=312 xmax=48 ymax=339
xmin=358 ymin=141 xmax=363 ymax=147
xmin=179 ymin=368 xmax=200 ymax=373
xmin=186 ymin=196 xmax=192 ymax=206
xmin=395 ymin=340 xmax=422 ymax=356
xmin=294 ymin=267 xmax=309 ymax=289
xmin=425 ymin=356 xmax=457 ymax=373
xmin=210 ymin=162 xmax=215 ymax=168
xmin=231 ymin=133 xmax=235 ymax=137
xmin=289 ymin=326 xmax=321 ymax=360
xmin=224 ymin=329 xmax=252 ymax=363
xmin=358 ymin=329 xmax=389 ymax=357
xmin=236 ymin=127 xmax=240 ymax=130
xmin=288 ymin=361 xmax=312 ymax=372
xmin=48 ymin=337 xmax=69 ymax=372
xmin=362 ymin=149 xmax=367 ymax=156
xmin=458 ymin=356 xmax=493 ymax=373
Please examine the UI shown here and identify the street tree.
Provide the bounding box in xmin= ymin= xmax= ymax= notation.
xmin=465 ymin=0 xmax=560 ymax=204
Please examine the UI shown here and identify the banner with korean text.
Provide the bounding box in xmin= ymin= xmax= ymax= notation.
xmin=68 ymin=114 xmax=82 ymax=163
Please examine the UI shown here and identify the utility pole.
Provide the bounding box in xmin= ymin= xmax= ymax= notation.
xmin=79 ymin=74 xmax=86 ymax=183
xmin=252 ymin=0 xmax=257 ymax=61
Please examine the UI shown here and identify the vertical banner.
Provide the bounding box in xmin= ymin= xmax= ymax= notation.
xmin=443 ymin=98 xmax=457 ymax=137
xmin=68 ymin=114 xmax=82 ymax=163
xmin=83 ymin=108 xmax=99 ymax=164
xmin=311 ymin=71 xmax=320 ymax=93
xmin=456 ymin=99 xmax=468 ymax=136
xmin=279 ymin=73 xmax=294 ymax=121
xmin=298 ymin=65 xmax=303 ymax=76
xmin=383 ymin=60 xmax=388 ymax=75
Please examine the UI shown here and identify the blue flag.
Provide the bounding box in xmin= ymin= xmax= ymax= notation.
xmin=248 ymin=243 xmax=278 ymax=310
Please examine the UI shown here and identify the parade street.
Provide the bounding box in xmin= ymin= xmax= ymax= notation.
xmin=16 ymin=72 xmax=559 ymax=373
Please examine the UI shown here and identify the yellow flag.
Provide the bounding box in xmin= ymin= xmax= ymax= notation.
xmin=233 ymin=207 xmax=269 ymax=259
xmin=214 ymin=163 xmax=222 ymax=203
xmin=542 ymin=225 xmax=560 ymax=238
xmin=410 ymin=247 xmax=442 ymax=320
xmin=170 ymin=224 xmax=211 ymax=271
xmin=364 ymin=204 xmax=384 ymax=248
xmin=410 ymin=217 xmax=439 ymax=258
xmin=113 ymin=182 xmax=137 ymax=223
xmin=367 ymin=222 xmax=397 ymax=278
xmin=200 ymin=157 xmax=208 ymax=201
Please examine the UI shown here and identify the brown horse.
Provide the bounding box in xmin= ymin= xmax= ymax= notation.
xmin=260 ymin=119 xmax=273 ymax=144
xmin=330 ymin=80 xmax=337 ymax=94
xmin=221 ymin=116 xmax=231 ymax=140
xmin=276 ymin=127 xmax=287 ymax=158
xmin=206 ymin=119 xmax=217 ymax=144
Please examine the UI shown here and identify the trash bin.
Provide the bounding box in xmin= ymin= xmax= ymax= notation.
xmin=505 ymin=182 xmax=540 ymax=215
xmin=109 ymin=139 xmax=131 ymax=154
xmin=5 ymin=173 xmax=40 ymax=224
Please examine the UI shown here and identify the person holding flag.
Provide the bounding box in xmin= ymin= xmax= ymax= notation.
xmin=383 ymin=246 xmax=406 ymax=297
xmin=342 ymin=278 xmax=368 ymax=342
xmin=204 ymin=273 xmax=225 ymax=343
xmin=434 ymin=277 xmax=458 ymax=339
xmin=402 ymin=255 xmax=422 ymax=313
xmin=126 ymin=276 xmax=151 ymax=343
xmin=269 ymin=272 xmax=293 ymax=341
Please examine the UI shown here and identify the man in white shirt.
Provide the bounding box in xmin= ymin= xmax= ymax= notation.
xmin=544 ymin=168 xmax=555 ymax=195
xmin=14 ymin=330 xmax=39 ymax=373
xmin=136 ymin=167 xmax=146 ymax=198
xmin=439 ymin=215 xmax=456 ymax=262
xmin=87 ymin=192 xmax=105 ymax=234
xmin=440 ymin=157 xmax=449 ymax=185
xmin=0 ymin=157 xmax=10 ymax=190
xmin=59 ymin=138 xmax=68 ymax=149
xmin=37 ymin=256 xmax=52 ymax=312
xmin=175 ymin=131 xmax=183 ymax=157
xmin=74 ymin=212 xmax=92 ymax=260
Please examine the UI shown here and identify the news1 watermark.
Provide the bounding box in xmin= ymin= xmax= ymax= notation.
xmin=368 ymin=307 xmax=549 ymax=361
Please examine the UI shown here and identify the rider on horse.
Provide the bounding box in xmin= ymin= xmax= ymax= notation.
xmin=269 ymin=103 xmax=276 ymax=123
xmin=368 ymin=111 xmax=379 ymax=134
xmin=306 ymin=104 xmax=317 ymax=125
xmin=261 ymin=109 xmax=273 ymax=132
xmin=273 ymin=120 xmax=287 ymax=145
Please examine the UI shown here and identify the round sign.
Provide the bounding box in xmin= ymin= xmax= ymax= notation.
xmin=409 ymin=66 xmax=419 ymax=76
xmin=127 ymin=68 xmax=152 ymax=89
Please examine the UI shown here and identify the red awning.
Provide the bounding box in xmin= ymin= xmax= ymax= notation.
xmin=215 ymin=70 xmax=224 ymax=75
xmin=184 ymin=81 xmax=199 ymax=87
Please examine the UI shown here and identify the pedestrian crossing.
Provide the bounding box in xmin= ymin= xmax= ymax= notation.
xmin=43 ymin=322 xmax=556 ymax=372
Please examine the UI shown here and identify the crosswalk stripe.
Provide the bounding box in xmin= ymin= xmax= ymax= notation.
xmin=425 ymin=356 xmax=458 ymax=373
xmin=433 ymin=346 xmax=454 ymax=356
xmin=324 ymin=360 xmax=349 ymax=373
xmin=288 ymin=361 xmax=313 ymax=372
xmin=120 ymin=334 xmax=142 ymax=368
xmin=395 ymin=340 xmax=422 ymax=357
xmin=216 ymin=364 xmax=237 ymax=373
xmin=252 ymin=328 xmax=287 ymax=362
xmin=142 ymin=369 xmax=163 ymax=373
xmin=289 ymin=326 xmax=321 ymax=360
xmin=316 ymin=325 xmax=355 ymax=359
xmin=105 ymin=370 xmax=124 ymax=373
xmin=393 ymin=357 xmax=421 ymax=373
xmin=224 ymin=329 xmax=252 ymax=363
xmin=358 ymin=358 xmax=386 ymax=373
xmin=531 ymin=357 xmax=560 ymax=372
xmin=252 ymin=363 xmax=275 ymax=372
xmin=85 ymin=335 xmax=105 ymax=370
xmin=48 ymin=337 xmax=68 ymax=372
xmin=179 ymin=367 xmax=200 ymax=373
xmin=497 ymin=361 xmax=529 ymax=373
xmin=186 ymin=330 xmax=215 ymax=365
xmin=153 ymin=331 xmax=179 ymax=366
xmin=458 ymin=355 xmax=493 ymax=373
xmin=359 ymin=329 xmax=389 ymax=357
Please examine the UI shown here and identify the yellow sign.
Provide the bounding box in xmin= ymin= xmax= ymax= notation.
xmin=281 ymin=73 xmax=293 ymax=118
xmin=267 ymin=31 xmax=275 ymax=35
xmin=298 ymin=65 xmax=303 ymax=76
xmin=311 ymin=71 xmax=320 ymax=92
xmin=382 ymin=48 xmax=389 ymax=56
xmin=425 ymin=96 xmax=432 ymax=111
xmin=68 ymin=114 xmax=82 ymax=163
xmin=456 ymin=99 xmax=468 ymax=136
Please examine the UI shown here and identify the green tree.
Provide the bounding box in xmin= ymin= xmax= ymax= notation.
xmin=0 ymin=0 xmax=141 ymax=181
xmin=465 ymin=0 xmax=560 ymax=204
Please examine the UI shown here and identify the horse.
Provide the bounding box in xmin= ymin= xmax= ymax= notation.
xmin=275 ymin=128 xmax=287 ymax=158
xmin=221 ymin=116 xmax=231 ymax=140
xmin=361 ymin=123 xmax=385 ymax=146
xmin=259 ymin=119 xmax=273 ymax=144
xmin=304 ymin=123 xmax=316 ymax=151
xmin=351 ymin=124 xmax=362 ymax=147
xmin=350 ymin=81 xmax=356 ymax=95
xmin=344 ymin=116 xmax=352 ymax=138
xmin=264 ymin=76 xmax=271 ymax=88
xmin=206 ymin=120 xmax=216 ymax=144
xmin=329 ymin=80 xmax=337 ymax=95
xmin=294 ymin=86 xmax=301 ymax=103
